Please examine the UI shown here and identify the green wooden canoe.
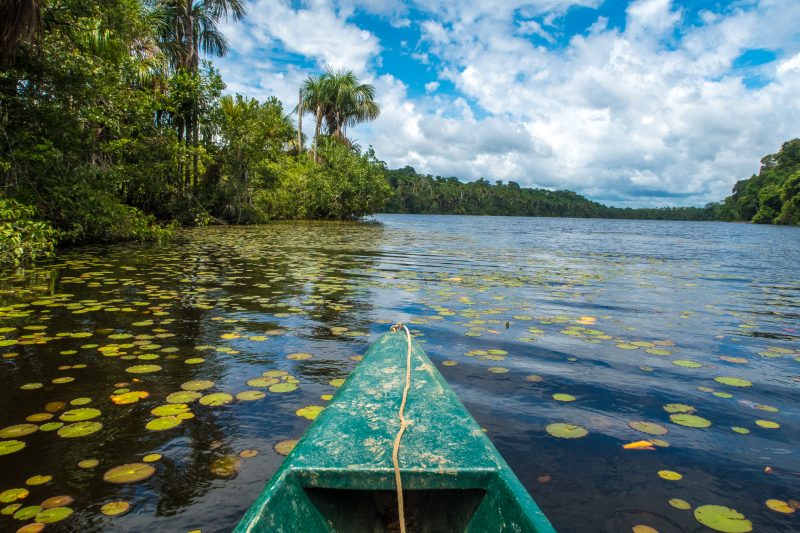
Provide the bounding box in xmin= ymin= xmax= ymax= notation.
xmin=235 ymin=330 xmax=556 ymax=532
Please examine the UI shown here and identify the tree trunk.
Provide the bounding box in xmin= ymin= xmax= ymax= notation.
xmin=176 ymin=115 xmax=184 ymax=192
xmin=297 ymin=89 xmax=303 ymax=155
xmin=313 ymin=106 xmax=322 ymax=163
xmin=192 ymin=106 xmax=198 ymax=192
xmin=183 ymin=1 xmax=194 ymax=70
xmin=190 ymin=23 xmax=199 ymax=192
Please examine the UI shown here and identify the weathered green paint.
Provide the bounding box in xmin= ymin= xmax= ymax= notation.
xmin=235 ymin=331 xmax=556 ymax=532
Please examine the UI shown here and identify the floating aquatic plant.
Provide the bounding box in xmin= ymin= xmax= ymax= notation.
xmin=545 ymin=423 xmax=588 ymax=439
xmin=103 ymin=463 xmax=156 ymax=484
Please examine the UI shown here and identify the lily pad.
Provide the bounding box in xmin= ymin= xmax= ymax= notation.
xmin=287 ymin=352 xmax=313 ymax=360
xmin=719 ymin=356 xmax=748 ymax=364
xmin=296 ymin=405 xmax=324 ymax=420
xmin=180 ymin=380 xmax=214 ymax=391
xmin=269 ymin=383 xmax=298 ymax=393
xmin=0 ymin=424 xmax=38 ymax=439
xmin=59 ymin=408 xmax=101 ymax=422
xmin=166 ymin=391 xmax=201 ymax=403
xmin=274 ymin=439 xmax=298 ymax=456
xmin=25 ymin=475 xmax=52 ymax=486
xmin=714 ymin=377 xmax=752 ymax=387
xmin=40 ymin=495 xmax=74 ymax=509
xmin=1 ymin=503 xmax=21 ymax=515
xmin=246 ymin=377 xmax=279 ymax=388
xmin=100 ymin=501 xmax=130 ymax=516
xmin=199 ymin=393 xmax=233 ymax=406
xmin=669 ymin=498 xmax=692 ymax=510
xmin=44 ymin=402 xmax=66 ymax=413
xmin=103 ymin=463 xmax=156 ymax=484
xmin=57 ymin=421 xmax=102 ymax=438
xmin=629 ymin=421 xmax=669 ymax=435
xmin=693 ymin=504 xmax=752 ymax=532
xmin=328 ymin=378 xmax=345 ymax=387
xmin=545 ymin=423 xmax=588 ymax=439
xmin=0 ymin=440 xmax=26 ymax=455
xmin=125 ymin=364 xmax=161 ymax=374
xmin=145 ymin=417 xmax=182 ymax=431
xmin=34 ymin=507 xmax=73 ymax=524
xmin=765 ymin=499 xmax=794 ymax=514
xmin=663 ymin=404 xmax=695 ymax=414
xmin=658 ymin=470 xmax=682 ymax=481
xmin=487 ymin=367 xmax=509 ymax=374
xmin=151 ymin=404 xmax=189 ymax=417
xmin=77 ymin=459 xmax=99 ymax=469
xmin=670 ymin=414 xmax=711 ymax=428
xmin=755 ymin=420 xmax=780 ymax=429
xmin=755 ymin=404 xmax=779 ymax=413
xmin=0 ymin=488 xmax=28 ymax=503
xmin=552 ymin=393 xmax=576 ymax=402
xmin=14 ymin=505 xmax=42 ymax=520
xmin=210 ymin=455 xmax=241 ymax=478
xmin=236 ymin=390 xmax=266 ymax=401
xmin=70 ymin=397 xmax=91 ymax=406
xmin=143 ymin=453 xmax=162 ymax=463
xmin=672 ymin=360 xmax=703 ymax=368
xmin=110 ymin=391 xmax=149 ymax=405
xmin=34 ymin=506 xmax=73 ymax=523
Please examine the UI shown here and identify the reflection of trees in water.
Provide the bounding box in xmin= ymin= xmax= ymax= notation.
xmin=177 ymin=221 xmax=386 ymax=339
xmin=0 ymin=222 xmax=390 ymax=528
xmin=153 ymin=409 xmax=232 ymax=515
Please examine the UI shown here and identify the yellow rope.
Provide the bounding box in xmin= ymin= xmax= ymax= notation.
xmin=390 ymin=323 xmax=412 ymax=533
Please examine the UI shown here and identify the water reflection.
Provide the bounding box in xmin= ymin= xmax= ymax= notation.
xmin=0 ymin=216 xmax=798 ymax=532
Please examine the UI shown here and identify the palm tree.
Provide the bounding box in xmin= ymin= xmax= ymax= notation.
xmin=152 ymin=0 xmax=245 ymax=190
xmin=300 ymin=74 xmax=331 ymax=163
xmin=299 ymin=68 xmax=380 ymax=162
xmin=322 ymin=68 xmax=380 ymax=139
xmin=155 ymin=0 xmax=244 ymax=71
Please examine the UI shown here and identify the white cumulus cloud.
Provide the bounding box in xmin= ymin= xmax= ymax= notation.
xmin=215 ymin=0 xmax=800 ymax=206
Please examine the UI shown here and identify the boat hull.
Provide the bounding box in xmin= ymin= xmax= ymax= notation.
xmin=235 ymin=330 xmax=555 ymax=532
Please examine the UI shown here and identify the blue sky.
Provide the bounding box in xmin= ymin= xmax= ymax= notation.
xmin=216 ymin=0 xmax=800 ymax=207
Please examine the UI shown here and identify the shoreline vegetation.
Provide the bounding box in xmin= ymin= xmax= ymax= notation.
xmin=1 ymin=2 xmax=798 ymax=267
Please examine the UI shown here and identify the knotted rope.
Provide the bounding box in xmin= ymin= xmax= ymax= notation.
xmin=390 ymin=322 xmax=413 ymax=533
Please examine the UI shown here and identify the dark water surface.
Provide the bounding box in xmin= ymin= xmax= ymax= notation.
xmin=0 ymin=215 xmax=798 ymax=533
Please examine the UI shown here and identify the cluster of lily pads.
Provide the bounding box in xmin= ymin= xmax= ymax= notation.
xmin=398 ymin=272 xmax=799 ymax=532
xmin=0 ymin=224 xmax=798 ymax=533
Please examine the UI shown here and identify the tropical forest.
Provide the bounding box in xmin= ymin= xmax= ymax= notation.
xmin=1 ymin=1 xmax=799 ymax=268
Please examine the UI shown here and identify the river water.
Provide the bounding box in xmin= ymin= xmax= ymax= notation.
xmin=0 ymin=215 xmax=798 ymax=532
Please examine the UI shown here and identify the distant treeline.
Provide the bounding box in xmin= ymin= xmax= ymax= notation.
xmin=384 ymin=139 xmax=800 ymax=225
xmin=715 ymin=139 xmax=800 ymax=225
xmin=384 ymin=168 xmax=716 ymax=221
